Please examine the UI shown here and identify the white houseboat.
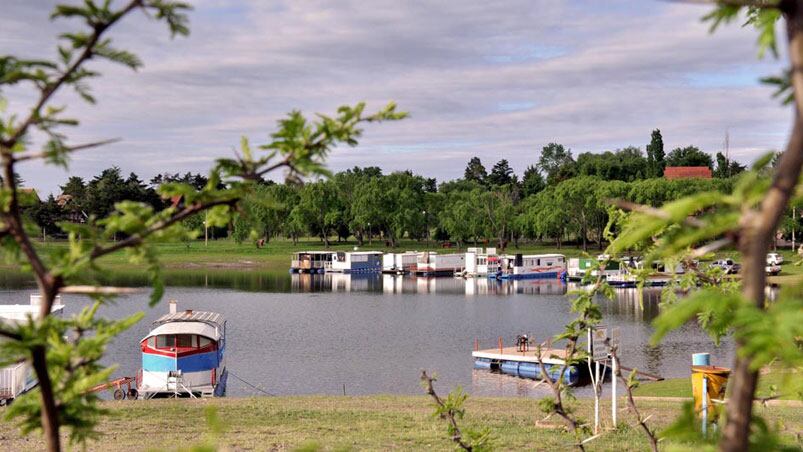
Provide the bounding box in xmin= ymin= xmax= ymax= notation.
xmin=290 ymin=251 xmax=334 ymax=274
xmin=382 ymin=251 xmax=419 ymax=274
xmin=415 ymin=252 xmax=466 ymax=276
xmin=329 ymin=251 xmax=383 ymax=273
xmin=138 ymin=301 xmax=227 ymax=398
xmin=499 ymin=253 xmax=566 ymax=280
xmin=463 ymin=247 xmax=500 ymax=277
xmin=0 ymin=295 xmax=64 ymax=405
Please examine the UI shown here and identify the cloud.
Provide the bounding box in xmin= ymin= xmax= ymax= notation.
xmin=0 ymin=0 xmax=789 ymax=194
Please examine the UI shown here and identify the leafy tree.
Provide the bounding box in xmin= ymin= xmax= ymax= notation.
xmin=714 ymin=152 xmax=746 ymax=178
xmin=576 ymin=146 xmax=648 ymax=181
xmin=646 ymin=129 xmax=665 ymax=177
xmin=295 ymin=180 xmax=342 ymax=247
xmin=0 ymin=3 xmax=406 ymax=450
xmin=150 ymin=172 xmax=209 ymax=191
xmin=521 ymin=165 xmax=545 ymax=197
xmin=665 ymin=145 xmax=713 ymax=169
xmin=538 ymin=142 xmax=576 ymax=185
xmin=487 ymin=159 xmax=515 ymax=186
xmin=463 ymin=156 xmax=487 ymax=185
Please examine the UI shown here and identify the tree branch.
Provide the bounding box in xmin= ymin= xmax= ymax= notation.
xmin=609 ymin=199 xmax=707 ymax=228
xmin=89 ymin=198 xmax=236 ymax=260
xmin=14 ymin=138 xmax=121 ymax=162
xmin=420 ymin=370 xmax=474 ymax=452
xmin=1 ymin=0 xmax=143 ymax=149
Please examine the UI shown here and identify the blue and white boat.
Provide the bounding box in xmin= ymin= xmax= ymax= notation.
xmin=138 ymin=301 xmax=227 ymax=398
xmin=329 ymin=251 xmax=383 ymax=273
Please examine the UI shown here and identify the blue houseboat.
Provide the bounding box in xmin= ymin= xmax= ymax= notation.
xmin=137 ymin=301 xmax=227 ymax=398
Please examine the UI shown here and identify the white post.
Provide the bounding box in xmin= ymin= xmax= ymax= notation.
xmin=702 ymin=375 xmax=708 ymax=437
xmin=594 ymin=361 xmax=600 ymax=434
xmin=204 ymin=211 xmax=208 ymax=247
xmin=611 ymin=353 xmax=618 ymax=427
xmin=793 ymin=206 xmax=796 ymax=251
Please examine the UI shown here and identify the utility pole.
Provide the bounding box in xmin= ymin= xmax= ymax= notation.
xmin=725 ymin=129 xmax=731 ymax=178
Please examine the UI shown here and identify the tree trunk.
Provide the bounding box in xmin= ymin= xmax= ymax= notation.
xmin=721 ymin=7 xmax=803 ymax=448
xmin=32 ymin=345 xmax=60 ymax=452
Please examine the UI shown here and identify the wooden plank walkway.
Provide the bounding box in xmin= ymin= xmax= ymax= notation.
xmin=472 ymin=346 xmax=570 ymax=365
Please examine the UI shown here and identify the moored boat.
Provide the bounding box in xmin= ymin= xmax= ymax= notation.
xmin=137 ymin=301 xmax=227 ymax=398
xmin=498 ymin=253 xmax=566 ymax=280
xmin=290 ymin=251 xmax=334 ymax=274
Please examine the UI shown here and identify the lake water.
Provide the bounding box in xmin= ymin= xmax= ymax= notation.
xmin=0 ymin=271 xmax=734 ymax=398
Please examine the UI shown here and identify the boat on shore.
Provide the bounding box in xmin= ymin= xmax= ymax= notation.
xmin=137 ymin=300 xmax=227 ymax=399
xmin=0 ymin=295 xmax=64 ymax=405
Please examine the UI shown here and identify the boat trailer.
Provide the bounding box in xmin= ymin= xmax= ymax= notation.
xmin=87 ymin=376 xmax=138 ymax=400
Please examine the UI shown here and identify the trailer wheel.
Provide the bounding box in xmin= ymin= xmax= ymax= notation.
xmin=113 ymin=389 xmax=125 ymax=400
xmin=127 ymin=388 xmax=138 ymax=400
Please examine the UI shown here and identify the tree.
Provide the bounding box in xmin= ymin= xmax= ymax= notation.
xmin=463 ymin=156 xmax=487 ymax=185
xmin=714 ymin=152 xmax=746 ymax=178
xmin=665 ymin=145 xmax=713 ymax=169
xmin=538 ymin=142 xmax=576 ymax=185
xmin=576 ymin=146 xmax=648 ymax=181
xmin=521 ymin=165 xmax=545 ymax=197
xmin=646 ymin=129 xmax=665 ymax=177
xmin=487 ymin=159 xmax=515 ymax=186
xmin=0 ymin=3 xmax=406 ymax=450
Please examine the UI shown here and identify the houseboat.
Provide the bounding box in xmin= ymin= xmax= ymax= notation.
xmin=290 ymin=251 xmax=334 ymax=274
xmin=566 ymin=258 xmax=594 ymax=281
xmin=138 ymin=301 xmax=227 ymax=398
xmin=0 ymin=295 xmax=64 ymax=405
xmin=415 ymin=252 xmax=466 ymax=276
xmin=498 ymin=254 xmax=566 ymax=280
xmin=329 ymin=251 xmax=383 ymax=273
xmin=463 ymin=247 xmax=499 ymax=277
xmin=382 ymin=251 xmax=419 ymax=274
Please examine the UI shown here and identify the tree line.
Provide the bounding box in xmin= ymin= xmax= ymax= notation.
xmin=27 ymin=130 xmax=763 ymax=251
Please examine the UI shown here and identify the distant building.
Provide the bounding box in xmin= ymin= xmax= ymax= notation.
xmin=663 ymin=166 xmax=712 ymax=180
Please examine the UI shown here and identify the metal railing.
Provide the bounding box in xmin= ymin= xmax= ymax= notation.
xmin=0 ymin=362 xmax=27 ymax=400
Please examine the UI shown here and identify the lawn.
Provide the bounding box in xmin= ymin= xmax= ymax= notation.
xmin=634 ymin=368 xmax=800 ymax=400
xmin=0 ymin=395 xmax=800 ymax=451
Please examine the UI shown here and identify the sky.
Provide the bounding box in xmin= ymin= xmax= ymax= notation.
xmin=0 ymin=0 xmax=791 ymax=196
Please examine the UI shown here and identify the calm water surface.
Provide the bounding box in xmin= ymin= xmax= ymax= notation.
xmin=0 ymin=271 xmax=734 ymax=398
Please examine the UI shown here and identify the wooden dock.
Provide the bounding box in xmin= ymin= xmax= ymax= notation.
xmin=472 ymin=346 xmax=570 ymax=366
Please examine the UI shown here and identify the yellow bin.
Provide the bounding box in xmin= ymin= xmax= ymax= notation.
xmin=691 ymin=365 xmax=730 ymax=417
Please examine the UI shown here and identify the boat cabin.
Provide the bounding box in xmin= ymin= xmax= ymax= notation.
xmin=290 ymin=251 xmax=334 ymax=273
xmin=500 ymin=253 xmax=566 ymax=279
xmin=329 ymin=251 xmax=383 ymax=273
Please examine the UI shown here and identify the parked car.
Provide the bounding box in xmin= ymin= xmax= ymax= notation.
xmin=766 ymin=253 xmax=784 ymax=266
xmin=766 ymin=264 xmax=782 ymax=276
xmin=711 ymin=259 xmax=741 ymax=274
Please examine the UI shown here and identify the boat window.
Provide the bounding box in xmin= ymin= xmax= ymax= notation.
xmin=199 ymin=336 xmax=212 ymax=348
xmin=176 ymin=334 xmax=195 ymax=348
xmin=156 ymin=334 xmax=175 ymax=348
xmin=147 ymin=336 xmax=156 ymax=348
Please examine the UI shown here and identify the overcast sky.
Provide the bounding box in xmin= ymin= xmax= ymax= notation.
xmin=1 ymin=1 xmax=791 ymax=195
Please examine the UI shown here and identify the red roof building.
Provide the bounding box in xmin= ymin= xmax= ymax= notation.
xmin=663 ymin=166 xmax=712 ymax=180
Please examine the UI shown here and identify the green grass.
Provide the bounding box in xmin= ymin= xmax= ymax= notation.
xmin=0 ymin=395 xmax=800 ymax=451
xmin=23 ymin=238 xmax=602 ymax=271
xmin=634 ymin=369 xmax=800 ymax=400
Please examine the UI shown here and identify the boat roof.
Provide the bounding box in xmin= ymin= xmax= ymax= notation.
xmin=0 ymin=304 xmax=64 ymax=323
xmin=153 ymin=310 xmax=225 ymax=329
xmin=294 ymin=250 xmax=333 ymax=255
xmin=519 ymin=253 xmax=565 ymax=258
xmin=143 ymin=321 xmax=222 ymax=342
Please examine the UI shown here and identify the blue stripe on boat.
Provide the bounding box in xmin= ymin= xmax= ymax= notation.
xmin=143 ymin=350 xmax=219 ymax=372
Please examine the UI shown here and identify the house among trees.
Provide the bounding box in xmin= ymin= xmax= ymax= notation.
xmin=663 ymin=166 xmax=713 ymax=180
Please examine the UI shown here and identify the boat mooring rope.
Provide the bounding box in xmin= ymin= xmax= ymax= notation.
xmin=228 ymin=371 xmax=276 ymax=396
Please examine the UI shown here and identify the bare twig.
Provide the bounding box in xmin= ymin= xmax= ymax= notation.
xmin=607 ymin=340 xmax=659 ymax=452
xmin=15 ymin=138 xmax=122 ymax=162
xmin=420 ymin=370 xmax=474 ymax=452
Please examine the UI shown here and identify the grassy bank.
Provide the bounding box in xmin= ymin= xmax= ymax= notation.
xmin=634 ymin=369 xmax=799 ymax=400
xmin=0 ymin=395 xmax=800 ymax=451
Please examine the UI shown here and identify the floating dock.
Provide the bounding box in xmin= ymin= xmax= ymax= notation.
xmin=472 ymin=343 xmax=586 ymax=386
